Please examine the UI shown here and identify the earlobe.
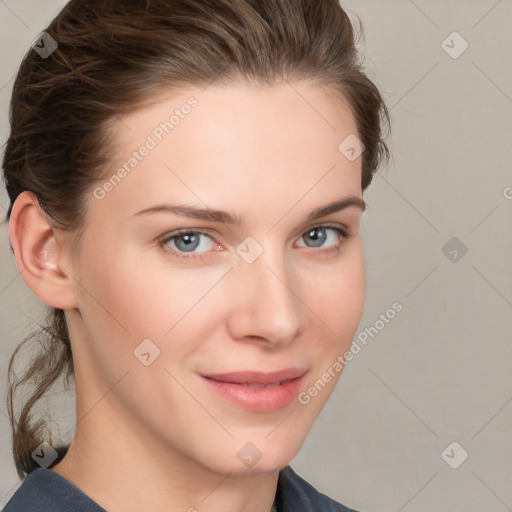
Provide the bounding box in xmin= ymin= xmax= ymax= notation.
xmin=8 ymin=191 xmax=79 ymax=310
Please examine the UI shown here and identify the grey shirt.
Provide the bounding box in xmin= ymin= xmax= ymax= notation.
xmin=3 ymin=465 xmax=361 ymax=511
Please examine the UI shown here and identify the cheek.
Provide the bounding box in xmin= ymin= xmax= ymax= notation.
xmin=336 ymin=254 xmax=365 ymax=344
xmin=71 ymin=243 xmax=167 ymax=366
xmin=305 ymin=242 xmax=366 ymax=347
xmin=74 ymin=243 xmax=226 ymax=364
xmin=293 ymin=246 xmax=365 ymax=419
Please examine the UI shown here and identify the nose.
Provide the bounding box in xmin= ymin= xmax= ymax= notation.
xmin=225 ymin=243 xmax=307 ymax=348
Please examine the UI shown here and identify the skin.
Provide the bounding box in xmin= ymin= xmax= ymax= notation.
xmin=9 ymin=81 xmax=366 ymax=512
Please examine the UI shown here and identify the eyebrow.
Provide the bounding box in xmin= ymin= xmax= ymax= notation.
xmin=133 ymin=196 xmax=366 ymax=224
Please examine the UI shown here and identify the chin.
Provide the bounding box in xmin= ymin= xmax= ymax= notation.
xmin=225 ymin=457 xmax=293 ymax=477
xmin=186 ymin=436 xmax=296 ymax=477
xmin=221 ymin=440 xmax=300 ymax=476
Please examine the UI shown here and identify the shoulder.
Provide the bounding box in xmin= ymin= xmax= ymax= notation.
xmin=2 ymin=468 xmax=106 ymax=512
xmin=276 ymin=465 xmax=363 ymax=512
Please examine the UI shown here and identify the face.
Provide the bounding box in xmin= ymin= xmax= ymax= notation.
xmin=62 ymin=81 xmax=366 ymax=475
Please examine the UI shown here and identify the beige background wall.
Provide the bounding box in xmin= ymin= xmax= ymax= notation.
xmin=1 ymin=1 xmax=511 ymax=511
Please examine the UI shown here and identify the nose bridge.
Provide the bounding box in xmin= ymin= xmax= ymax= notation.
xmin=228 ymin=237 xmax=305 ymax=344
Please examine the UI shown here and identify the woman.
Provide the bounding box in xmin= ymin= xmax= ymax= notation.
xmin=2 ymin=0 xmax=390 ymax=510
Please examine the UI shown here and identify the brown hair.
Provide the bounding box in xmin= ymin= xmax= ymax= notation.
xmin=2 ymin=0 xmax=390 ymax=478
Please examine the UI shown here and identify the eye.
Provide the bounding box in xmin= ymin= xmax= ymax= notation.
xmin=159 ymin=229 xmax=220 ymax=260
xmin=297 ymin=225 xmax=350 ymax=252
xmin=158 ymin=225 xmax=351 ymax=261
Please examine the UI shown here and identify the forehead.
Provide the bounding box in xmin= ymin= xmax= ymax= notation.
xmin=88 ymin=82 xmax=363 ymax=225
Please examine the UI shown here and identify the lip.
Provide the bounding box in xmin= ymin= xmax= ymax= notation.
xmin=201 ymin=368 xmax=308 ymax=412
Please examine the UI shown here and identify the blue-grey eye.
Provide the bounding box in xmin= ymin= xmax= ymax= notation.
xmin=174 ymin=233 xmax=199 ymax=252
xmin=303 ymin=227 xmax=327 ymax=247
xmin=299 ymin=226 xmax=345 ymax=248
xmin=165 ymin=231 xmax=216 ymax=253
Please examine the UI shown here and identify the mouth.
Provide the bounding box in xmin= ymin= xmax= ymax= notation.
xmin=200 ymin=368 xmax=308 ymax=412
xmin=239 ymin=381 xmax=288 ymax=388
xmin=202 ymin=368 xmax=307 ymax=384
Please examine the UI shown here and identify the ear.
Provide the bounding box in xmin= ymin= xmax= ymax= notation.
xmin=8 ymin=191 xmax=79 ymax=310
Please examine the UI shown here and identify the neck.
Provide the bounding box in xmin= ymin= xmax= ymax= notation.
xmin=52 ymin=399 xmax=280 ymax=512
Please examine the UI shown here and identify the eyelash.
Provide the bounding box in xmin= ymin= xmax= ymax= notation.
xmin=157 ymin=224 xmax=352 ymax=262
